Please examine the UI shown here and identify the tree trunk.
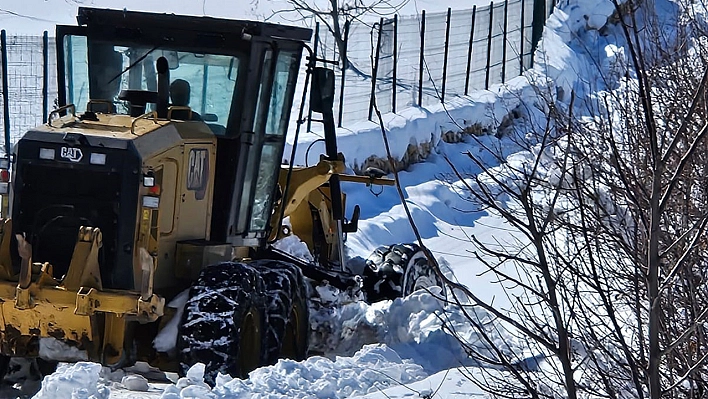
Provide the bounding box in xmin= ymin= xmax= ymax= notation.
xmin=648 ymin=164 xmax=662 ymax=399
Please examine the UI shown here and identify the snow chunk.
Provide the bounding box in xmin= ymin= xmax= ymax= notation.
xmin=153 ymin=289 xmax=190 ymax=353
xmin=33 ymin=362 xmax=109 ymax=399
xmin=121 ymin=375 xmax=149 ymax=392
xmin=39 ymin=338 xmax=88 ymax=362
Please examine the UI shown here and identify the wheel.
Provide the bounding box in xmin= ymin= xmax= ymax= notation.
xmin=401 ymin=250 xmax=446 ymax=298
xmin=0 ymin=355 xmax=8 ymax=384
xmin=254 ymin=260 xmax=309 ymax=365
xmin=35 ymin=358 xmax=57 ymax=378
xmin=178 ymin=262 xmax=265 ymax=385
xmin=362 ymin=243 xmax=445 ymax=302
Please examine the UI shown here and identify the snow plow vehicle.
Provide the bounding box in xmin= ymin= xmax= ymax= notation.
xmin=0 ymin=8 xmax=444 ymax=382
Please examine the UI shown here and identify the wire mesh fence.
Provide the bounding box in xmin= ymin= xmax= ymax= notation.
xmin=311 ymin=0 xmax=543 ymax=127
xmin=0 ymin=0 xmax=555 ymax=150
xmin=0 ymin=32 xmax=57 ymax=156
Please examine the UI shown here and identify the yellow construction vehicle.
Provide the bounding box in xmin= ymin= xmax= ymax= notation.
xmin=0 ymin=8 xmax=444 ymax=383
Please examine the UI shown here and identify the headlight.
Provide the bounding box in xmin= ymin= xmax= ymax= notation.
xmin=39 ymin=148 xmax=55 ymax=160
xmin=90 ymin=153 xmax=107 ymax=165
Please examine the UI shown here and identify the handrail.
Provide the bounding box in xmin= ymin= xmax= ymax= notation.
xmin=48 ymin=104 xmax=76 ymax=128
xmin=86 ymin=99 xmax=116 ymax=114
xmin=130 ymin=111 xmax=158 ymax=135
xmin=167 ymin=105 xmax=193 ymax=120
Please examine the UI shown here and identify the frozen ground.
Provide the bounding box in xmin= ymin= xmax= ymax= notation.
xmin=0 ymin=0 xmax=647 ymax=397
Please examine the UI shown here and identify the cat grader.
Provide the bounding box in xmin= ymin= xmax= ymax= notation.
xmin=0 ymin=7 xmax=444 ymax=383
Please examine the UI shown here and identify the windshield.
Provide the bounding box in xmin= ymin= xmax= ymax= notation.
xmin=64 ymin=38 xmax=240 ymax=131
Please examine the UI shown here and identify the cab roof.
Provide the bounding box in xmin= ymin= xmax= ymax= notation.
xmin=75 ymin=7 xmax=312 ymax=43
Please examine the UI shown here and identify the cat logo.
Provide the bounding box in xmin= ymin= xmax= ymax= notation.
xmin=187 ymin=148 xmax=209 ymax=200
xmin=60 ymin=147 xmax=83 ymax=162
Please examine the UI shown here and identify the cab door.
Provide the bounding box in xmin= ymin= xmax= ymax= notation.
xmin=56 ymin=25 xmax=88 ymax=111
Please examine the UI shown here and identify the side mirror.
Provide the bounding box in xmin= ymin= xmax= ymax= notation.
xmin=203 ymin=113 xmax=218 ymax=122
xmin=310 ymin=67 xmax=335 ymax=114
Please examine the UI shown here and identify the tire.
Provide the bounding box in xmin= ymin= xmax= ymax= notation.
xmin=254 ymin=260 xmax=309 ymax=365
xmin=178 ymin=262 xmax=266 ymax=385
xmin=0 ymin=355 xmax=8 ymax=384
xmin=401 ymin=250 xmax=446 ymax=298
xmin=35 ymin=358 xmax=57 ymax=378
xmin=362 ymin=243 xmax=445 ymax=302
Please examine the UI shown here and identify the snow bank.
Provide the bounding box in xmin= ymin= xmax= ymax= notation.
xmin=288 ymin=77 xmax=534 ymax=170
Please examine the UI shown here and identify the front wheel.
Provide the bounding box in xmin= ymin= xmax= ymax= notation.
xmin=362 ymin=243 xmax=445 ymax=302
xmin=178 ymin=262 xmax=266 ymax=385
xmin=401 ymin=249 xmax=446 ymax=298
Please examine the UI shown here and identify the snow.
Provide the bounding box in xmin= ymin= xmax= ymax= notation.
xmin=120 ymin=375 xmax=149 ymax=392
xmin=32 ymin=362 xmax=109 ymax=399
xmin=153 ymin=289 xmax=190 ymax=353
xmin=38 ymin=338 xmax=88 ymax=363
xmin=7 ymin=0 xmax=680 ymax=397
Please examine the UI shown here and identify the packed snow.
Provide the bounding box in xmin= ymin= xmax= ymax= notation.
xmin=0 ymin=0 xmax=677 ymax=397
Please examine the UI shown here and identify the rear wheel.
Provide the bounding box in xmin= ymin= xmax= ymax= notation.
xmin=178 ymin=262 xmax=265 ymax=385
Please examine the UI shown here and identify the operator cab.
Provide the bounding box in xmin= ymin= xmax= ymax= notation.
xmin=10 ymin=8 xmax=311 ymax=291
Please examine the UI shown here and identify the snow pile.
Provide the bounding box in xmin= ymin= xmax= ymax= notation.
xmin=152 ymin=290 xmax=519 ymax=398
xmin=271 ymin=218 xmax=315 ymax=262
xmin=289 ymin=79 xmax=535 ymax=169
xmin=165 ymin=345 xmax=426 ymax=399
xmin=33 ymin=362 xmax=109 ymax=399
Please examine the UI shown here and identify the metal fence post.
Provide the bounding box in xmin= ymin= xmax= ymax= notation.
xmin=1 ymin=31 xmax=10 ymax=158
xmin=501 ymin=0 xmax=509 ymax=83
xmin=368 ymin=18 xmax=384 ymax=121
xmin=441 ymin=8 xmax=451 ymax=102
xmin=418 ymin=10 xmax=426 ymax=107
xmin=465 ymin=6 xmax=477 ymax=95
xmin=338 ymin=20 xmax=349 ymax=127
xmin=307 ymin=22 xmax=320 ymax=132
xmin=392 ymin=14 xmax=398 ymax=114
xmin=42 ymin=31 xmax=49 ymax=123
xmin=520 ymin=0 xmax=526 ymax=72
xmin=485 ymin=2 xmax=494 ymax=90
xmin=531 ymin=0 xmax=546 ymax=61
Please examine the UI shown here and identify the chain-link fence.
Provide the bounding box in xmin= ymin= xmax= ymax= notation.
xmin=313 ymin=0 xmax=550 ymax=127
xmin=0 ymin=32 xmax=57 ymax=157
xmin=0 ymin=0 xmax=556 ymax=149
